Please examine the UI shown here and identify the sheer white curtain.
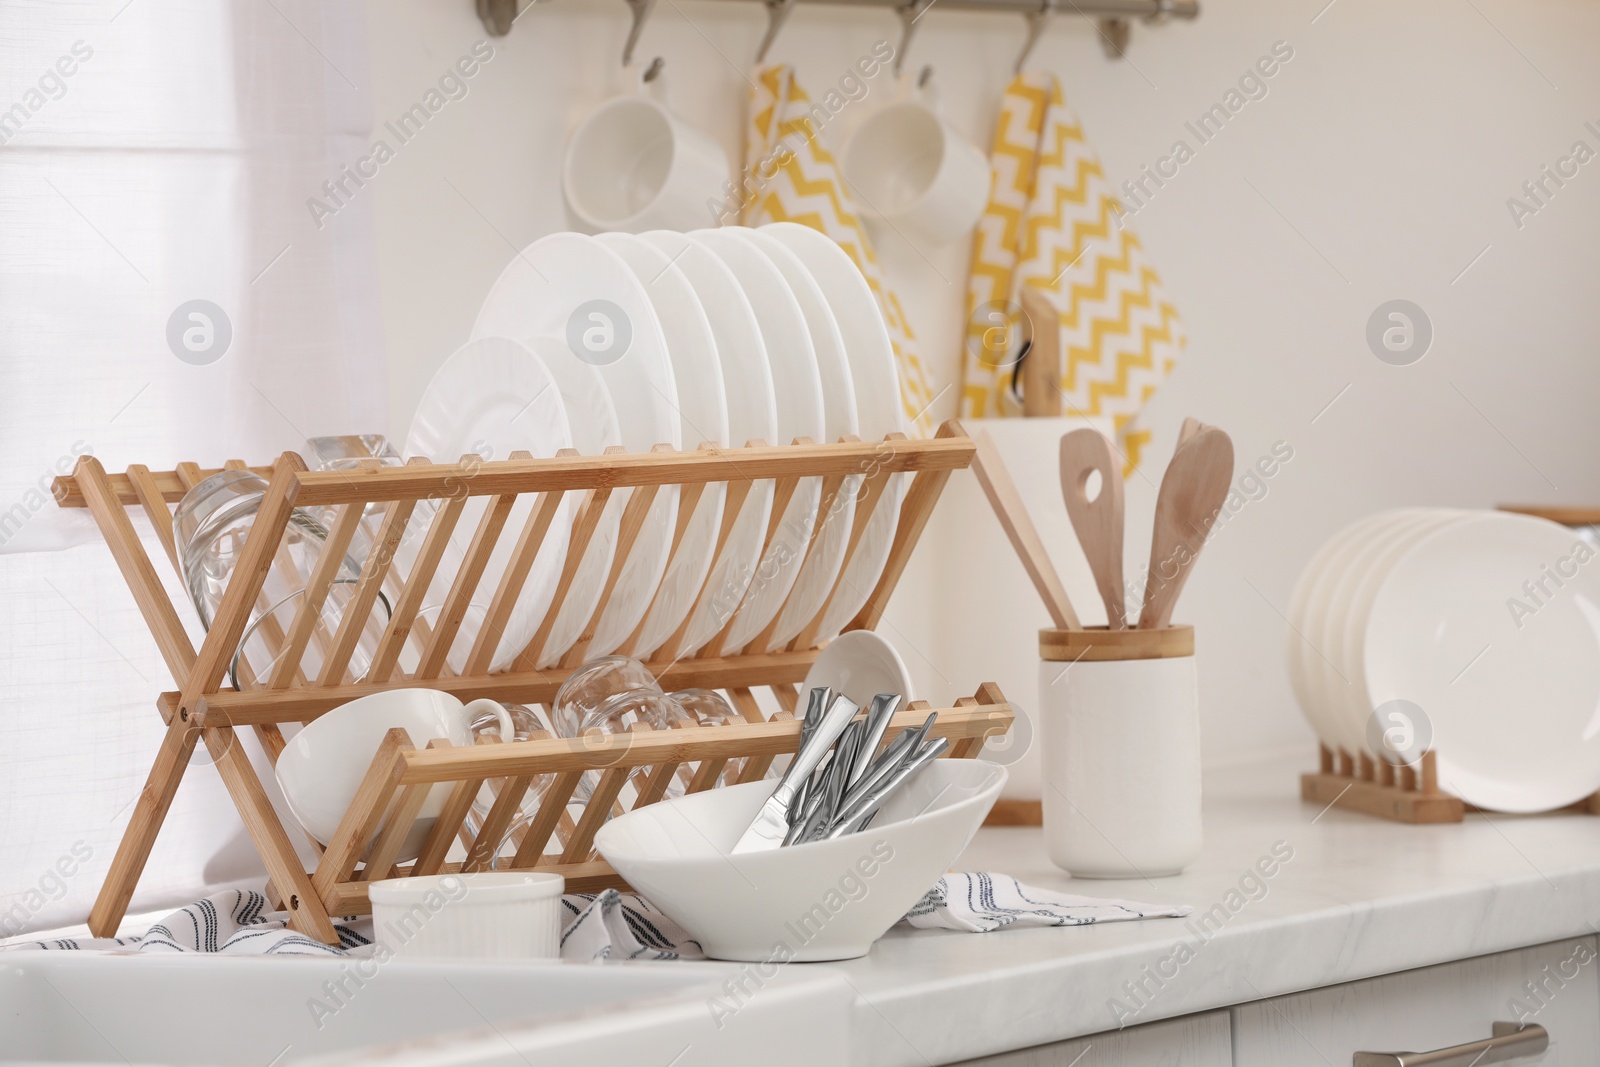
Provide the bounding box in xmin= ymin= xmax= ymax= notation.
xmin=0 ymin=0 xmax=386 ymax=934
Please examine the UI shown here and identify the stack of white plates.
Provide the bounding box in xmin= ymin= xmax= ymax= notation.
xmin=399 ymin=226 xmax=909 ymax=675
xmin=1290 ymin=507 xmax=1600 ymax=812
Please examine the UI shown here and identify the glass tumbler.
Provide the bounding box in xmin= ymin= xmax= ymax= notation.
xmin=174 ymin=469 xmax=391 ymax=689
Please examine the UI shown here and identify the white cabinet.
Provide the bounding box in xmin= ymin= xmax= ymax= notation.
xmin=950 ymin=1011 xmax=1231 ymax=1067
xmin=1233 ymin=938 xmax=1600 ymax=1066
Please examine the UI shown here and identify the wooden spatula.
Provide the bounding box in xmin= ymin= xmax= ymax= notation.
xmin=1137 ymin=425 xmax=1234 ymax=629
xmin=1059 ymin=428 xmax=1127 ymax=629
xmin=972 ymin=430 xmax=1080 ymax=629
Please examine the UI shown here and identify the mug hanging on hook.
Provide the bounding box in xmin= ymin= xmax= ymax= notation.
xmin=841 ymin=65 xmax=989 ymax=249
xmin=562 ymin=59 xmax=731 ymax=233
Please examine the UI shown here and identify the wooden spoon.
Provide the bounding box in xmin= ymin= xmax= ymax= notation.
xmin=1137 ymin=425 xmax=1235 ymax=629
xmin=1059 ymin=429 xmax=1127 ymax=629
xmin=972 ymin=430 xmax=1080 ymax=629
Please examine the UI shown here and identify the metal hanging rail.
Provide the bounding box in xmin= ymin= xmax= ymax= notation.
xmin=477 ymin=0 xmax=1199 ymax=62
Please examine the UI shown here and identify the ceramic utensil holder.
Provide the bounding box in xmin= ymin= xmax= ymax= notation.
xmin=1038 ymin=626 xmax=1200 ymax=877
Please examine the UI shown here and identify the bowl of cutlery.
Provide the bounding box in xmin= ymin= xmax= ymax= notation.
xmin=594 ymin=688 xmax=1006 ymax=961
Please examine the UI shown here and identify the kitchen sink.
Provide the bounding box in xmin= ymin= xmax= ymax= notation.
xmin=0 ymin=951 xmax=853 ymax=1066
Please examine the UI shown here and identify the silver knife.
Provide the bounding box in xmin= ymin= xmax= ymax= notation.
xmin=732 ymin=692 xmax=859 ymax=853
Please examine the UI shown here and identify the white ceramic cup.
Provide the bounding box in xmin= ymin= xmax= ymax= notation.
xmin=371 ymin=872 xmax=565 ymax=960
xmin=842 ymin=84 xmax=989 ymax=248
xmin=275 ymin=689 xmax=513 ymax=862
xmin=1038 ymin=627 xmax=1201 ymax=878
xmin=562 ymin=71 xmax=730 ymax=233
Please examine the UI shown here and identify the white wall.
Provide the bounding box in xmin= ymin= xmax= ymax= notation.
xmin=362 ymin=0 xmax=1600 ymax=765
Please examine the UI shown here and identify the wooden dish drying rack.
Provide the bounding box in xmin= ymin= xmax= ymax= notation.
xmin=57 ymin=422 xmax=1013 ymax=944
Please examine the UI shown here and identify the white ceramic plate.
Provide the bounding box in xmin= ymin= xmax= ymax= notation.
xmin=590 ymin=233 xmax=728 ymax=658
xmin=1300 ymin=509 xmax=1437 ymax=755
xmin=1287 ymin=511 xmax=1396 ymax=751
xmin=727 ymin=227 xmax=858 ymax=652
xmin=689 ymin=229 xmax=825 ymax=657
xmin=762 ymin=222 xmax=908 ymax=647
xmin=1364 ymin=511 xmax=1600 ymax=812
xmin=401 ymin=335 xmax=575 ymax=673
xmin=637 ymin=230 xmax=778 ymax=659
xmin=1333 ymin=509 xmax=1466 ymax=759
xmin=472 ymin=232 xmax=681 ymax=667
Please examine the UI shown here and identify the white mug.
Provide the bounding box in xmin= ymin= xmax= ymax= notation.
xmin=562 ymin=67 xmax=730 ymax=233
xmin=1037 ymin=627 xmax=1202 ymax=878
xmin=842 ymin=77 xmax=989 ymax=248
xmin=275 ymin=689 xmax=513 ymax=863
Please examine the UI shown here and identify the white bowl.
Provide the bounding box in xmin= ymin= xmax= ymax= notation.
xmin=595 ymin=758 xmax=1005 ymax=962
xmin=275 ymin=689 xmax=512 ymax=861
xmin=804 ymin=630 xmax=914 ymax=706
xmin=370 ymin=872 xmax=564 ymax=960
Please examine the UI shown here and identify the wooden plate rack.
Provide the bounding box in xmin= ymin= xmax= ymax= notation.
xmin=56 ymin=421 xmax=1013 ymax=944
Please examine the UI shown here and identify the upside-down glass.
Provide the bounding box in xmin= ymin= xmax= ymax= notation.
xmin=174 ymin=469 xmax=391 ymax=688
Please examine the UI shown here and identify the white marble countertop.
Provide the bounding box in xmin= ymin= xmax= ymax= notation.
xmin=832 ymin=749 xmax=1600 ymax=1066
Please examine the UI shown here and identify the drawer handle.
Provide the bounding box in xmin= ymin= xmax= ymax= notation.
xmin=1353 ymin=1022 xmax=1548 ymax=1066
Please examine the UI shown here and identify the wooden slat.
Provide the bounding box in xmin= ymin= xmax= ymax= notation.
xmin=703 ymin=457 xmax=808 ymax=657
xmin=617 ymin=475 xmax=709 ymax=657
xmin=75 ymin=457 xmax=197 ymax=684
xmin=463 ymin=488 xmax=566 ymax=675
xmin=391 ymin=702 xmax=1007 ymax=784
xmin=848 ymin=423 xmax=967 ymax=633
xmin=462 ymin=775 xmax=535 ymax=871
xmin=560 ymin=765 xmax=630 ymax=863
xmin=770 ymin=683 xmax=800 ymax=716
xmin=746 ymin=462 xmax=851 ymax=654
xmin=125 ymin=464 xmax=180 ymax=573
xmin=654 ymin=473 xmax=756 ymax=661
xmin=319 ymin=497 xmax=417 ymax=685
xmin=365 ymin=491 xmax=469 ymax=683
xmin=561 ymin=456 xmax=667 ymax=667
xmin=269 ymin=502 xmax=364 ymax=688
xmin=415 ymin=484 xmax=519 ymax=679
xmin=511 ymin=460 xmax=619 ymax=670
xmin=87 ymin=714 xmax=201 ymax=936
xmin=159 ymin=646 xmax=820 ymax=726
xmin=510 ymin=770 xmax=582 ymax=867
xmin=686 ymin=757 xmax=728 ymax=793
xmin=205 ymin=724 xmax=337 ymax=942
xmin=52 ymin=435 xmax=976 ymax=510
xmin=789 ymin=453 xmax=896 ymax=651
xmin=360 ymin=781 xmax=431 ymax=883
xmin=174 ymin=454 xmax=305 ymax=727
xmin=412 ymin=776 xmax=481 ymax=877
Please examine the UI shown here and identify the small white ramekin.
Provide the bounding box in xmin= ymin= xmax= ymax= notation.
xmin=369 ymin=872 xmax=565 ymax=959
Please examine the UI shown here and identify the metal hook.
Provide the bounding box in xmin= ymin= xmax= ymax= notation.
xmin=893 ymin=0 xmax=938 ymax=77
xmin=1097 ymin=16 xmax=1131 ymax=58
xmin=622 ymin=0 xmax=658 ymax=67
xmin=1014 ymin=1 xmax=1053 ymax=75
xmin=755 ymin=0 xmax=798 ymax=63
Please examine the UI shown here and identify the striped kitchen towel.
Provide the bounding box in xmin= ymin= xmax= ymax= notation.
xmin=961 ymin=73 xmax=1185 ymax=474
xmin=10 ymin=877 xmax=1187 ymax=958
xmin=739 ymin=65 xmax=937 ymax=436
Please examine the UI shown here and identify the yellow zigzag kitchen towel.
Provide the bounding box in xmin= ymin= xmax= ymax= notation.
xmin=960 ymin=73 xmax=1185 ymax=472
xmin=736 ymin=64 xmax=936 ymax=437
